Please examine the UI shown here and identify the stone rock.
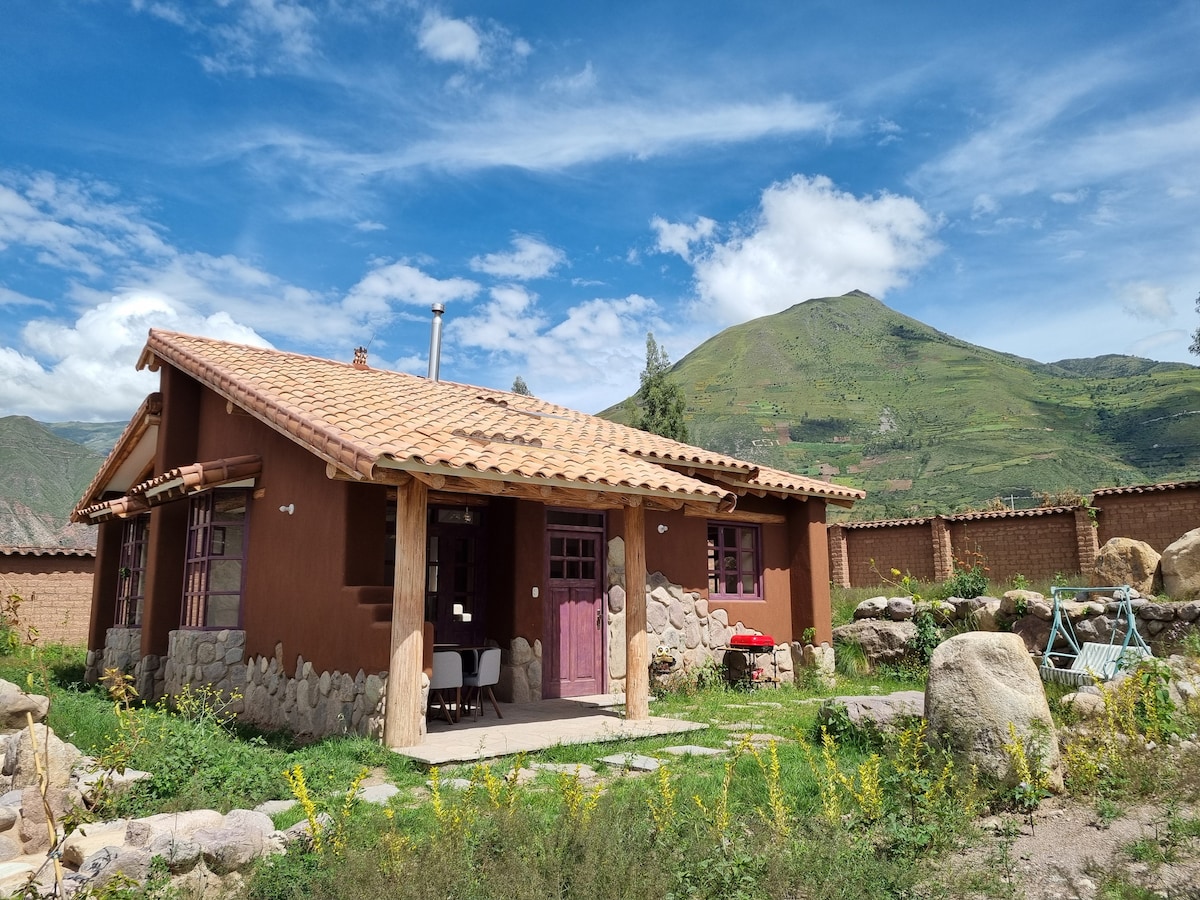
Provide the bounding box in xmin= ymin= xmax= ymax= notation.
xmin=1138 ymin=603 xmax=1176 ymax=622
xmin=831 ymin=620 xmax=917 ymax=667
xmin=1000 ymin=590 xmax=1045 ymax=617
xmin=607 ymin=585 xmax=625 ymax=614
xmin=973 ymin=598 xmax=1003 ymax=632
xmin=925 ymin=632 xmax=1062 ymax=791
xmin=0 ymin=833 xmax=20 ymax=862
xmin=800 ymin=643 xmax=836 ymax=688
xmin=1178 ymin=600 xmax=1200 ymax=622
xmin=1060 ymin=692 xmax=1106 ymax=719
xmin=853 ymin=597 xmax=888 ymax=620
xmin=61 ymin=818 xmax=132 ymax=868
xmin=1162 ymin=528 xmax=1200 ymax=601
xmin=1092 ymin=538 xmax=1162 ymax=595
xmin=148 ymin=833 xmax=204 ymax=873
xmin=193 ymin=809 xmax=274 ymax=875
xmin=818 ymin=691 xmax=924 ymax=732
xmin=0 ymin=681 xmax=49 ymax=731
xmin=510 ymin=637 xmax=534 ymax=667
xmin=646 ymin=602 xmax=669 ymax=631
xmin=1009 ymin=615 xmax=1052 ymax=654
xmin=4 ymin=724 xmax=81 ymax=792
xmin=886 ymin=597 xmax=915 ymax=621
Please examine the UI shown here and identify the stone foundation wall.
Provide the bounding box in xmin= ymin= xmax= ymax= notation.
xmin=92 ymin=627 xmax=411 ymax=742
xmin=605 ymin=537 xmax=795 ymax=692
xmin=238 ymin=653 xmax=394 ymax=741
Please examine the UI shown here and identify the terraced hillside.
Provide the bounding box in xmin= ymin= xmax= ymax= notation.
xmin=601 ymin=291 xmax=1200 ymax=521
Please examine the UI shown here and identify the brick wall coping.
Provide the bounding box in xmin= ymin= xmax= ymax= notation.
xmin=0 ymin=546 xmax=96 ymax=558
xmin=835 ymin=505 xmax=1078 ymax=530
xmin=1091 ymin=480 xmax=1200 ymax=497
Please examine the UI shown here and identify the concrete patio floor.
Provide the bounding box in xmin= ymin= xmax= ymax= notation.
xmin=392 ymin=696 xmax=706 ymax=765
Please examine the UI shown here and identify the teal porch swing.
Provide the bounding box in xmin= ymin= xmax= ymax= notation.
xmin=1039 ymin=584 xmax=1152 ymax=686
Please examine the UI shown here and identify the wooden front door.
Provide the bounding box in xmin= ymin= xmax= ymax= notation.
xmin=545 ymin=514 xmax=605 ymax=698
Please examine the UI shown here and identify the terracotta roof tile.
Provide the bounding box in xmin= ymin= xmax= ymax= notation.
xmin=0 ymin=546 xmax=96 ymax=558
xmin=130 ymin=331 xmax=864 ymax=508
xmin=1091 ymin=480 xmax=1200 ymax=497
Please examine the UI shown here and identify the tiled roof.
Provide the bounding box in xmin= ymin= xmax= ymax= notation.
xmin=1091 ymin=480 xmax=1200 ymax=497
xmin=737 ymin=463 xmax=865 ymax=505
xmin=1 ymin=546 xmax=96 ymax=558
xmin=129 ymin=331 xmax=863 ymax=508
xmin=77 ymin=456 xmax=262 ymax=522
xmin=74 ymin=392 xmax=162 ymax=510
xmin=835 ymin=516 xmax=934 ymax=530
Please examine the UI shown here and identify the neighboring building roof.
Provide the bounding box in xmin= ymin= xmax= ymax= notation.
xmin=0 ymin=546 xmax=96 ymax=559
xmin=1091 ymin=480 xmax=1200 ymax=498
xmin=70 ymin=330 xmax=864 ymax=513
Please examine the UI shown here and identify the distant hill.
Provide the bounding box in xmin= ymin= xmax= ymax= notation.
xmin=0 ymin=417 xmax=117 ymax=549
xmin=601 ymin=291 xmax=1200 ymax=521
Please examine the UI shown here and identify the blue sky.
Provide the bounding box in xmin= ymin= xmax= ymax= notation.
xmin=3 ymin=1 xmax=1199 ymax=422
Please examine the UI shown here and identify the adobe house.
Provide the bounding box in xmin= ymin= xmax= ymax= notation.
xmin=73 ymin=329 xmax=863 ymax=746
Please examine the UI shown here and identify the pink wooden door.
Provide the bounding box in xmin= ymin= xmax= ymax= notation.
xmin=545 ymin=526 xmax=604 ymax=698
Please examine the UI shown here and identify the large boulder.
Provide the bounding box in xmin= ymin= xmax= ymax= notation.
xmin=925 ymin=632 xmax=1063 ymax=791
xmin=1092 ymin=538 xmax=1162 ymax=595
xmin=0 ymin=681 xmax=49 ymax=732
xmin=832 ymin=619 xmax=917 ymax=667
xmin=1162 ymin=528 xmax=1200 ymax=601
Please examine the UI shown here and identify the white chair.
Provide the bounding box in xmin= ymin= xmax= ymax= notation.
xmin=429 ymin=651 xmax=463 ymax=724
xmin=462 ymin=647 xmax=502 ymax=720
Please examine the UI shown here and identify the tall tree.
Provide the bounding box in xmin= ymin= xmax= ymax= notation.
xmin=1190 ymin=293 xmax=1200 ymax=357
xmin=634 ymin=332 xmax=689 ymax=443
xmin=511 ymin=375 xmax=533 ymax=396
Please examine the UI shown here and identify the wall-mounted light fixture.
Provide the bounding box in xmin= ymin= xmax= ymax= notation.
xmin=657 ymin=524 xmax=668 ymax=534
xmin=279 ymin=503 xmax=295 ymax=515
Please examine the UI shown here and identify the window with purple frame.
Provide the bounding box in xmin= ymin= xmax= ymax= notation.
xmin=706 ymin=523 xmax=762 ymax=599
xmin=115 ymin=515 xmax=149 ymax=627
xmin=182 ymin=488 xmax=249 ymax=628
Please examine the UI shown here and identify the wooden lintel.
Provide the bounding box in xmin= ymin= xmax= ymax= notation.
xmin=624 ymin=494 xmax=643 ymax=508
xmin=683 ymin=507 xmax=787 ymax=525
xmin=326 ymin=462 xmax=362 ymax=482
xmin=428 ymin=490 xmax=490 ymax=507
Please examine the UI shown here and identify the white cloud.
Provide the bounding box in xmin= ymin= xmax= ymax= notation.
xmin=546 ymin=62 xmax=596 ymax=94
xmin=131 ymin=0 xmax=319 ymax=76
xmin=343 ymin=261 xmax=480 ymax=315
xmin=971 ymin=193 xmax=1000 ymax=219
xmin=469 ymin=235 xmax=566 ymax=280
xmin=0 ymin=294 xmax=269 ymax=420
xmin=230 ymin=96 xmax=838 ymax=183
xmin=417 ymin=12 xmax=482 ymax=65
xmin=354 ymin=220 xmax=387 ymax=232
xmin=1051 ymin=189 xmax=1089 ymax=204
xmin=1131 ymin=329 xmax=1190 ymax=357
xmin=680 ymin=175 xmax=941 ymax=325
xmin=446 ymin=290 xmax=660 ymax=411
xmin=1117 ymin=282 xmax=1175 ymax=323
xmin=651 ymin=216 xmax=716 ymax=263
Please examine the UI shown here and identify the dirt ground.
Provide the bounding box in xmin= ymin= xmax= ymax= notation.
xmin=948 ymin=795 xmax=1200 ymax=899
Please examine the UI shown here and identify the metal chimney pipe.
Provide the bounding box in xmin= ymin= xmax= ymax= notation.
xmin=428 ymin=302 xmax=445 ymax=381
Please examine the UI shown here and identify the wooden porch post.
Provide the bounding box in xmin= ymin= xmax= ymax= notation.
xmin=624 ymin=503 xmax=649 ymax=721
xmin=384 ymin=478 xmax=428 ymax=747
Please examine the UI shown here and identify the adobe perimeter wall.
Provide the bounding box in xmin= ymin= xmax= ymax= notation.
xmin=831 ymin=480 xmax=1200 ymax=588
xmin=0 ymin=550 xmax=94 ymax=645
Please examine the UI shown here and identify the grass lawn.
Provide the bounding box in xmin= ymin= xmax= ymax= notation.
xmin=3 ymin=635 xmax=1198 ymax=900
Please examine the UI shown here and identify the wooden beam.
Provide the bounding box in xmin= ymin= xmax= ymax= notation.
xmin=412 ymin=472 xmax=447 ymax=490
xmin=624 ymin=504 xmax=649 ymax=721
xmin=683 ymin=507 xmax=787 ymax=525
xmin=326 ymin=462 xmax=413 ymax=486
xmin=383 ymin=478 xmax=428 ymax=748
xmin=428 ymin=491 xmax=489 ymax=507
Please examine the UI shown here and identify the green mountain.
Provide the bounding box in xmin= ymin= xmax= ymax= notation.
xmin=601 ymin=291 xmax=1200 ymax=521
xmin=0 ymin=416 xmax=112 ymax=548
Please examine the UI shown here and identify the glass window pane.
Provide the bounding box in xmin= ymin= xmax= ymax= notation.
xmin=740 ymin=550 xmax=755 ymax=573
xmin=741 ymin=573 xmax=755 ymax=594
xmin=740 ymin=529 xmax=755 ymax=549
xmin=721 ymin=527 xmax=736 ymax=548
xmin=567 ymin=560 xmax=581 ymax=579
xmin=724 ymin=574 xmax=738 ymax=594
xmin=582 ymin=560 xmax=596 ymax=580
xmin=550 ymin=559 xmax=564 ymax=579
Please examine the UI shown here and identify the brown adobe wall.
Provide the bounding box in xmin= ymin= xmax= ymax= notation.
xmin=0 ymin=554 xmax=93 ymax=645
xmin=1095 ymin=486 xmax=1200 ymax=551
xmin=949 ymin=510 xmax=1080 ymax=581
xmin=845 ymin=522 xmax=935 ymax=587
